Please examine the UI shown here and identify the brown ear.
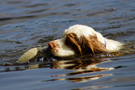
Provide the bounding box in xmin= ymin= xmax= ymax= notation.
xmin=87 ymin=35 xmax=110 ymax=53
xmin=65 ymin=33 xmax=110 ymax=55
xmin=65 ymin=33 xmax=82 ymax=54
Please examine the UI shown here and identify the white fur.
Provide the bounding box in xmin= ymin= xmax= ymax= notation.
xmin=105 ymin=38 xmax=123 ymax=51
xmin=49 ymin=24 xmax=123 ymax=57
xmin=50 ymin=39 xmax=75 ymax=57
xmin=63 ymin=25 xmax=96 ymax=38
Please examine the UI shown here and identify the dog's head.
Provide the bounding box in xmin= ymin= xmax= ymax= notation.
xmin=48 ymin=25 xmax=109 ymax=57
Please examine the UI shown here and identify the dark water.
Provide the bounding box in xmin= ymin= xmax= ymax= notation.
xmin=0 ymin=0 xmax=135 ymax=90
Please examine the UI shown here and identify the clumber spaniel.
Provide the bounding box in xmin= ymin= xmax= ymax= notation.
xmin=48 ymin=24 xmax=123 ymax=57
xmin=17 ymin=24 xmax=123 ymax=63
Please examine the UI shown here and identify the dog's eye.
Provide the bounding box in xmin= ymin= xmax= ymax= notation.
xmin=65 ymin=38 xmax=71 ymax=45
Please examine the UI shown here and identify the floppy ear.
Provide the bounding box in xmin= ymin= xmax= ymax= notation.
xmin=65 ymin=33 xmax=82 ymax=54
xmin=65 ymin=33 xmax=110 ymax=55
xmin=87 ymin=35 xmax=110 ymax=53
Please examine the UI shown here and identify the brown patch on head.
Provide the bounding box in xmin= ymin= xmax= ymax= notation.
xmin=65 ymin=33 xmax=82 ymax=54
xmin=65 ymin=33 xmax=110 ymax=55
xmin=87 ymin=35 xmax=110 ymax=53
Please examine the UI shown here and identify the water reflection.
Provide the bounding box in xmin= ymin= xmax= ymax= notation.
xmin=51 ymin=59 xmax=113 ymax=72
xmin=44 ymin=59 xmax=114 ymax=83
xmin=43 ymin=74 xmax=112 ymax=83
xmin=1 ymin=58 xmax=114 ymax=83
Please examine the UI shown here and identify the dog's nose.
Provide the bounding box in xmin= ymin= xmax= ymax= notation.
xmin=48 ymin=42 xmax=54 ymax=49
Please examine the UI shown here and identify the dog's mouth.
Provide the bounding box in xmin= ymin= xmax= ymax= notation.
xmin=36 ymin=45 xmax=62 ymax=61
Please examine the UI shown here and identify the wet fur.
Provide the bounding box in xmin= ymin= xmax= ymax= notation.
xmin=65 ymin=33 xmax=110 ymax=55
xmin=48 ymin=24 xmax=123 ymax=57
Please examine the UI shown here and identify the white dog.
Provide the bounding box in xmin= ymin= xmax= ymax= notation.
xmin=48 ymin=24 xmax=123 ymax=57
xmin=17 ymin=24 xmax=123 ymax=63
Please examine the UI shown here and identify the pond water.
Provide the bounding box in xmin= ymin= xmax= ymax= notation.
xmin=0 ymin=0 xmax=135 ymax=90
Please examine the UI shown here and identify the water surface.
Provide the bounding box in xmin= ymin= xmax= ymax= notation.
xmin=0 ymin=0 xmax=135 ymax=90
